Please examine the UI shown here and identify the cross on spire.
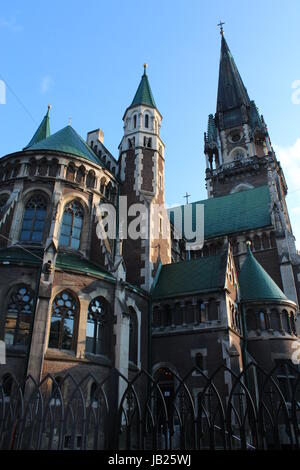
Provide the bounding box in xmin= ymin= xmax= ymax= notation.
xmin=143 ymin=63 xmax=148 ymax=75
xmin=217 ymin=20 xmax=225 ymax=35
xmin=183 ymin=192 xmax=191 ymax=204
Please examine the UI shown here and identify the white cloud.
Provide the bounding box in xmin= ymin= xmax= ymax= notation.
xmin=0 ymin=17 xmax=23 ymax=32
xmin=40 ymin=76 xmax=54 ymax=94
xmin=274 ymin=139 xmax=300 ymax=249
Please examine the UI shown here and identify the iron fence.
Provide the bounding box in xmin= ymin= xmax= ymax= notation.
xmin=0 ymin=362 xmax=300 ymax=450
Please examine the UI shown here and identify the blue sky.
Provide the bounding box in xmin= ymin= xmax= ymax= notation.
xmin=1 ymin=0 xmax=300 ymax=246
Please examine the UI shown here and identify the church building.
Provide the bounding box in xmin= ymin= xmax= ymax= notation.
xmin=0 ymin=30 xmax=299 ymax=399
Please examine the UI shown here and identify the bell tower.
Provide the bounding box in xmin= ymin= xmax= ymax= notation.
xmin=118 ymin=65 xmax=171 ymax=290
xmin=204 ymin=28 xmax=275 ymax=198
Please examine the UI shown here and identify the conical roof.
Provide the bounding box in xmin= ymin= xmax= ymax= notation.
xmin=129 ymin=65 xmax=157 ymax=109
xmin=239 ymin=244 xmax=287 ymax=302
xmin=217 ymin=35 xmax=250 ymax=113
xmin=24 ymin=106 xmax=51 ymax=148
xmin=24 ymin=125 xmax=100 ymax=164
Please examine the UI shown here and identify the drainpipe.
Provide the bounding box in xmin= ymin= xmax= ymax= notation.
xmin=148 ymin=295 xmax=152 ymax=375
xmin=240 ymin=301 xmax=248 ymax=369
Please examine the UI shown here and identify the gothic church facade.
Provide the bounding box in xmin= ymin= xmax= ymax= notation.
xmin=0 ymin=33 xmax=299 ymax=395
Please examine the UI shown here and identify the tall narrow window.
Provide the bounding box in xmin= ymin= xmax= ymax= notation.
xmin=20 ymin=195 xmax=47 ymax=243
xmin=59 ymin=200 xmax=83 ymax=250
xmin=4 ymin=286 xmax=34 ymax=349
xmin=145 ymin=114 xmax=149 ymax=128
xmin=49 ymin=291 xmax=78 ymax=351
xmin=86 ymin=297 xmax=108 ymax=355
xmin=133 ymin=115 xmax=137 ymax=128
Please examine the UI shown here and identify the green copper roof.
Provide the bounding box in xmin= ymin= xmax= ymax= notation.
xmin=129 ymin=67 xmax=157 ymax=109
xmin=25 ymin=125 xmax=101 ymax=165
xmin=56 ymin=252 xmax=115 ymax=282
xmin=152 ymin=253 xmax=227 ymax=300
xmin=25 ymin=106 xmax=51 ymax=149
xmin=0 ymin=246 xmax=43 ymax=266
xmin=217 ymin=35 xmax=250 ymax=113
xmin=239 ymin=245 xmax=287 ymax=302
xmin=168 ymin=185 xmax=271 ymax=240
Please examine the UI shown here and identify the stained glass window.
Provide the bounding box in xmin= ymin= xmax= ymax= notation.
xmin=20 ymin=195 xmax=47 ymax=243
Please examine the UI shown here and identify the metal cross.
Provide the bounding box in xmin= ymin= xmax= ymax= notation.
xmin=68 ymin=116 xmax=72 ymax=126
xmin=183 ymin=192 xmax=191 ymax=204
xmin=217 ymin=20 xmax=225 ymax=35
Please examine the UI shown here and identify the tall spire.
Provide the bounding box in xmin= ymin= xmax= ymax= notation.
xmin=217 ymin=34 xmax=250 ymax=113
xmin=25 ymin=105 xmax=51 ymax=149
xmin=129 ymin=64 xmax=157 ymax=109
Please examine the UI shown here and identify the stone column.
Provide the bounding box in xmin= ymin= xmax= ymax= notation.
xmin=26 ymin=246 xmax=58 ymax=383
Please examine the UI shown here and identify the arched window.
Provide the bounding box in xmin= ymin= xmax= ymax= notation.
xmin=38 ymin=159 xmax=48 ymax=176
xmin=4 ymin=285 xmax=34 ymax=348
xmin=262 ymin=233 xmax=270 ymax=249
xmin=198 ymin=300 xmax=206 ymax=323
xmin=163 ymin=305 xmax=172 ymax=327
xmin=105 ymin=182 xmax=112 ymax=200
xmin=86 ymin=297 xmax=108 ymax=355
xmin=28 ymin=159 xmax=37 ymax=177
xmin=270 ymin=232 xmax=276 ymax=248
xmin=270 ymin=308 xmax=281 ymax=331
xmin=133 ymin=115 xmax=137 ymax=128
xmin=253 ymin=235 xmax=261 ymax=251
xmin=259 ymin=311 xmax=266 ymax=330
xmin=291 ymin=313 xmax=297 ymax=335
xmin=195 ymin=353 xmax=204 ymax=371
xmin=86 ymin=170 xmax=96 ymax=188
xmin=76 ymin=166 xmax=85 ymax=184
xmin=49 ymin=159 xmax=59 ymax=177
xmin=246 ymin=309 xmax=257 ymax=331
xmin=59 ymin=200 xmax=83 ymax=250
xmin=153 ymin=305 xmax=160 ymax=327
xmin=100 ymin=177 xmax=106 ymax=194
xmin=66 ymin=163 xmax=76 ymax=181
xmin=49 ymin=291 xmax=78 ymax=351
xmin=20 ymin=194 xmax=47 ymax=243
xmin=145 ymin=114 xmax=149 ymax=128
xmin=129 ymin=307 xmax=138 ymax=365
xmin=281 ymin=310 xmax=290 ymax=333
xmin=208 ymin=298 xmax=218 ymax=321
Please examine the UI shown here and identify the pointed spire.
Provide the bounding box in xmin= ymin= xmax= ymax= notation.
xmin=25 ymin=105 xmax=51 ymax=149
xmin=129 ymin=64 xmax=157 ymax=109
xmin=217 ymin=35 xmax=250 ymax=113
xmin=239 ymin=242 xmax=287 ymax=302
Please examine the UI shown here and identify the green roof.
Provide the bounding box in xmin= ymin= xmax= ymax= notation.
xmin=0 ymin=246 xmax=43 ymax=266
xmin=168 ymin=185 xmax=271 ymax=240
xmin=152 ymin=253 xmax=227 ymax=300
xmin=25 ymin=125 xmax=101 ymax=165
xmin=217 ymin=35 xmax=250 ymax=113
xmin=25 ymin=106 xmax=51 ymax=148
xmin=130 ymin=68 xmax=157 ymax=109
xmin=239 ymin=245 xmax=287 ymax=302
xmin=56 ymin=251 xmax=115 ymax=282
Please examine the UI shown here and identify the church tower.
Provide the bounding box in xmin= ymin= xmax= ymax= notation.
xmin=118 ymin=65 xmax=171 ymax=290
xmin=204 ymin=27 xmax=300 ymax=307
xmin=204 ymin=29 xmax=276 ymax=198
